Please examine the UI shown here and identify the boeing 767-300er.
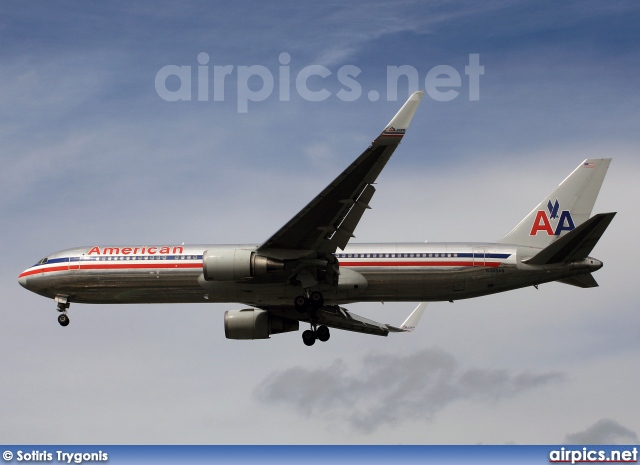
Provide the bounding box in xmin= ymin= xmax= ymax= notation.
xmin=19 ymin=91 xmax=615 ymax=346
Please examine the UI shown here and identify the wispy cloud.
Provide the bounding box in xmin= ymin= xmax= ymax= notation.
xmin=254 ymin=348 xmax=564 ymax=433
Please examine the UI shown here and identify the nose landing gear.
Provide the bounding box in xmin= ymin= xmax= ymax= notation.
xmin=57 ymin=313 xmax=70 ymax=327
xmin=55 ymin=295 xmax=70 ymax=327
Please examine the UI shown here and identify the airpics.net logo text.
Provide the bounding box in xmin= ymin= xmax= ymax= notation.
xmin=155 ymin=53 xmax=484 ymax=113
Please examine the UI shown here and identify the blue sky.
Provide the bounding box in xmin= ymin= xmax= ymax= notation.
xmin=2 ymin=1 xmax=640 ymax=444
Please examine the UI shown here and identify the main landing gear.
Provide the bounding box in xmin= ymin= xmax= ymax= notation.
xmin=55 ymin=296 xmax=70 ymax=327
xmin=294 ymin=290 xmax=324 ymax=312
xmin=294 ymin=291 xmax=330 ymax=346
xmin=302 ymin=324 xmax=330 ymax=346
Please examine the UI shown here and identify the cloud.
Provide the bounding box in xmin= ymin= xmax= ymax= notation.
xmin=565 ymin=419 xmax=639 ymax=445
xmin=303 ymin=143 xmax=337 ymax=166
xmin=254 ymin=348 xmax=564 ymax=433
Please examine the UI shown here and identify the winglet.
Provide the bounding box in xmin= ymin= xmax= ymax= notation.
xmin=379 ymin=91 xmax=425 ymax=139
xmin=387 ymin=302 xmax=427 ymax=333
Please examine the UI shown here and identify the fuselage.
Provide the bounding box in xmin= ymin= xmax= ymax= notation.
xmin=18 ymin=242 xmax=603 ymax=307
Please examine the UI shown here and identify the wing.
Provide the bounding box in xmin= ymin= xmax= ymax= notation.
xmin=258 ymin=91 xmax=424 ymax=256
xmin=266 ymin=302 xmax=426 ymax=337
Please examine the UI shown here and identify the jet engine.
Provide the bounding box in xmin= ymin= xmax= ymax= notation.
xmin=224 ymin=308 xmax=299 ymax=340
xmin=202 ymin=248 xmax=284 ymax=281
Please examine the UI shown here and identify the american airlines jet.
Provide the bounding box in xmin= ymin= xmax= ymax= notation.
xmin=18 ymin=92 xmax=615 ymax=346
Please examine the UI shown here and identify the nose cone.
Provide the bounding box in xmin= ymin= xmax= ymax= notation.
xmin=18 ymin=272 xmax=29 ymax=289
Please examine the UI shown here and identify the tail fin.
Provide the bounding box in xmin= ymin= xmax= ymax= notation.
xmin=498 ymin=159 xmax=611 ymax=248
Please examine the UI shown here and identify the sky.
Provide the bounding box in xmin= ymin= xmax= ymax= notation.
xmin=2 ymin=0 xmax=640 ymax=445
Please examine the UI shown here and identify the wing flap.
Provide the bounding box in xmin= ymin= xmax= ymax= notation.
xmin=265 ymin=302 xmax=425 ymax=337
xmin=318 ymin=306 xmax=392 ymax=336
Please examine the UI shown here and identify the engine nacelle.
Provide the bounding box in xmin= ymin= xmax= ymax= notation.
xmin=224 ymin=309 xmax=299 ymax=340
xmin=202 ymin=248 xmax=284 ymax=281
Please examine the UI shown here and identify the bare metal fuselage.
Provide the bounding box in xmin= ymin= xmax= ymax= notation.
xmin=19 ymin=242 xmax=602 ymax=307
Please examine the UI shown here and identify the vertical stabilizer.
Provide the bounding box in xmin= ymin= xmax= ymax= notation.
xmin=498 ymin=159 xmax=611 ymax=248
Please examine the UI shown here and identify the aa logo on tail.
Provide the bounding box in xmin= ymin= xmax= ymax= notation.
xmin=529 ymin=199 xmax=575 ymax=236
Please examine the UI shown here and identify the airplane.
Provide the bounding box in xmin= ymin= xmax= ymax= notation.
xmin=18 ymin=91 xmax=616 ymax=346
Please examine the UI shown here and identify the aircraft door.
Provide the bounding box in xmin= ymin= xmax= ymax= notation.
xmin=473 ymin=247 xmax=485 ymax=266
xmin=69 ymin=256 xmax=80 ymax=270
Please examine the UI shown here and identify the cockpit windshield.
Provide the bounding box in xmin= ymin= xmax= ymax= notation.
xmin=37 ymin=257 xmax=48 ymax=265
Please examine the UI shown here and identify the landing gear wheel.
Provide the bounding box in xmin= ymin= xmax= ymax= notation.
xmin=309 ymin=291 xmax=324 ymax=308
xmin=294 ymin=295 xmax=310 ymax=312
xmin=58 ymin=313 xmax=70 ymax=327
xmin=316 ymin=325 xmax=330 ymax=342
xmin=302 ymin=330 xmax=316 ymax=346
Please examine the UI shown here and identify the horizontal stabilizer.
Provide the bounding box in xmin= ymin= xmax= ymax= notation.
xmin=557 ymin=274 xmax=599 ymax=288
xmin=524 ymin=212 xmax=616 ymax=265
